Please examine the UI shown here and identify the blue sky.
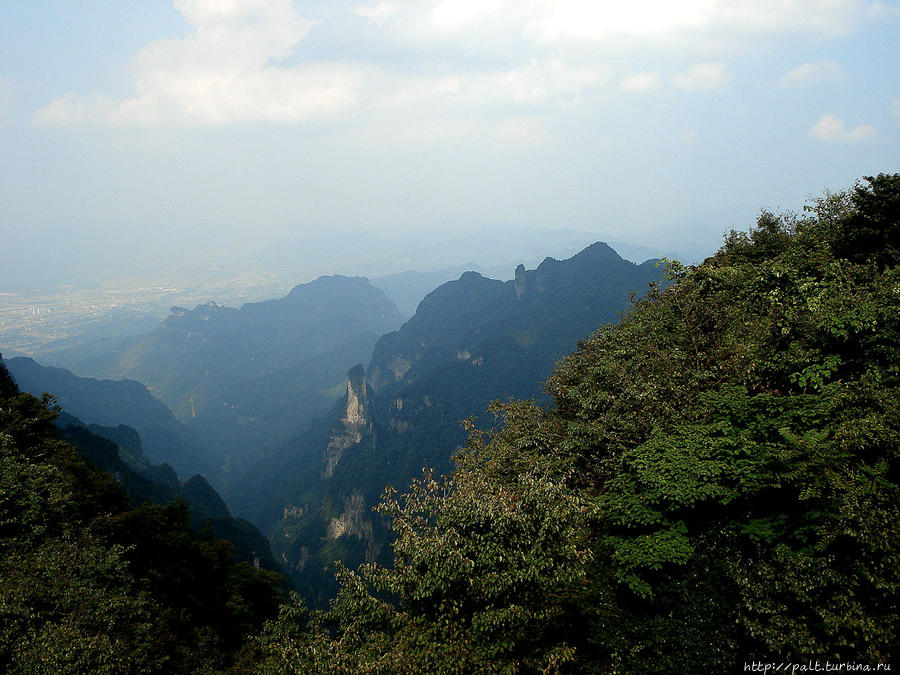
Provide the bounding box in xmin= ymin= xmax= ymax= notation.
xmin=2 ymin=0 xmax=899 ymax=289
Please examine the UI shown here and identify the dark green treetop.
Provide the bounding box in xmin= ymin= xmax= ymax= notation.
xmin=256 ymin=174 xmax=899 ymax=673
xmin=0 ymin=359 xmax=282 ymax=674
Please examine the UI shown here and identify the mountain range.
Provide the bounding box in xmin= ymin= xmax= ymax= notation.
xmin=6 ymin=356 xmax=213 ymax=477
xmin=6 ymin=241 xmax=666 ymax=604
xmin=38 ymin=275 xmax=404 ymax=481
xmin=233 ymin=242 xmax=665 ymax=601
xmin=3 ymin=176 xmax=896 ymax=671
xmin=2 ymin=353 xmax=278 ymax=571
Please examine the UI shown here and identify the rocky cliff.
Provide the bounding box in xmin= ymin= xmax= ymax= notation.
xmin=253 ymin=242 xmax=665 ymax=604
xmin=322 ymin=365 xmax=371 ymax=479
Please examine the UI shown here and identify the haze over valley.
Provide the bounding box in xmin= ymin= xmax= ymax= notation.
xmin=1 ymin=225 xmax=686 ymax=361
xmin=1 ymin=1 xmax=898 ymax=671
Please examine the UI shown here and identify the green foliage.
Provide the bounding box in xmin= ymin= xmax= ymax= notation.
xmin=261 ymin=175 xmax=899 ymax=673
xmin=546 ymin=174 xmax=900 ymax=670
xmin=829 ymin=173 xmax=900 ymax=268
xmin=0 ymin=367 xmax=282 ymax=673
xmin=258 ymin=402 xmax=596 ymax=673
xmin=259 ymin=244 xmax=664 ymax=604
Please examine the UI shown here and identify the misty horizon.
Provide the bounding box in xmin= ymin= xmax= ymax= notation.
xmin=3 ymin=1 xmax=898 ymax=296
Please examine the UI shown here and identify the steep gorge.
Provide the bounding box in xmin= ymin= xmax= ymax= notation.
xmin=246 ymin=243 xmax=665 ymax=601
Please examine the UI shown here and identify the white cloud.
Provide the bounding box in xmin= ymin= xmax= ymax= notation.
xmin=355 ymin=2 xmax=399 ymax=26
xmin=371 ymin=59 xmax=609 ymax=114
xmin=808 ymin=113 xmax=876 ymax=142
xmin=525 ymin=1 xmax=709 ymax=42
xmin=420 ymin=0 xmax=872 ymax=45
xmin=620 ymin=72 xmax=662 ymax=93
xmin=490 ymin=60 xmax=610 ymax=103
xmin=867 ymin=1 xmax=900 ymax=19
xmin=29 ymin=0 xmax=893 ymax=127
xmin=778 ymin=60 xmax=845 ymax=87
xmin=431 ymin=0 xmax=513 ymax=31
xmin=672 ymin=62 xmax=732 ymax=91
xmin=32 ymin=93 xmax=117 ymax=126
xmin=33 ymin=0 xmax=370 ymax=126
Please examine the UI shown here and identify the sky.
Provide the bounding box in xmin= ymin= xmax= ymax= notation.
xmin=2 ymin=0 xmax=899 ymax=290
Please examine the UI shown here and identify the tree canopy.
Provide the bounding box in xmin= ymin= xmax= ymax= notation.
xmin=2 ymin=174 xmax=897 ymax=673
xmin=256 ymin=174 xmax=900 ymax=673
xmin=0 ymin=366 xmax=282 ymax=674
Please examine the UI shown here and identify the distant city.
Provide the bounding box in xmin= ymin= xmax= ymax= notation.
xmin=0 ymin=272 xmax=289 ymax=357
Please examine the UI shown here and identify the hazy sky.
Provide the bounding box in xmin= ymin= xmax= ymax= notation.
xmin=2 ymin=0 xmax=899 ymax=289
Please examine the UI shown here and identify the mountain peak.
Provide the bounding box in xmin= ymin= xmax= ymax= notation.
xmin=288 ymin=274 xmax=370 ymax=297
xmin=515 ymin=264 xmax=527 ymax=298
xmin=458 ymin=271 xmax=484 ymax=281
xmin=574 ymin=241 xmax=621 ymax=261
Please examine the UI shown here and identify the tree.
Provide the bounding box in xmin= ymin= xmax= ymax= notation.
xmin=0 ymin=362 xmax=282 ymax=673
xmin=257 ymin=404 xmax=594 ymax=673
xmin=259 ymin=175 xmax=899 ymax=673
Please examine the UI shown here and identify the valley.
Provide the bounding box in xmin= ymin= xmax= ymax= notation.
xmin=3 ymin=175 xmax=898 ymax=670
xmin=3 ymin=240 xmax=666 ymax=600
xmin=0 ymin=270 xmax=289 ymax=359
xmin=4 ymin=1 xmax=896 ymax=667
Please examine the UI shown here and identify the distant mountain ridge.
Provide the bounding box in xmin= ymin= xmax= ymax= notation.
xmin=6 ymin=356 xmax=211 ymax=478
xmin=368 ymin=242 xmax=647 ymax=391
xmin=34 ymin=275 xmax=405 ymax=481
xmin=1 ymin=351 xmax=279 ymax=571
xmin=369 ymin=240 xmax=680 ymax=317
xmin=158 ymin=275 xmax=398 ymax=375
xmin=236 ymin=242 xmax=665 ymax=603
xmin=248 ymin=224 xmax=691 ymax=284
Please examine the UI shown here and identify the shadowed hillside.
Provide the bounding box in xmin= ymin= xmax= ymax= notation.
xmin=237 ymin=242 xmax=663 ymax=602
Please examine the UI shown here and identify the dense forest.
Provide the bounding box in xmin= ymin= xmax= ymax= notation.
xmin=1 ymin=174 xmax=897 ymax=672
xmin=0 ymin=368 xmax=284 ymax=672
xmin=251 ymin=174 xmax=899 ymax=672
xmin=241 ymin=242 xmax=663 ymax=604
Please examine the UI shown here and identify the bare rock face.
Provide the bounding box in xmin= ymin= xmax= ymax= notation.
xmin=288 ymin=546 xmax=310 ymax=573
xmin=368 ymin=356 xmax=411 ymax=392
xmin=322 ymin=365 xmax=370 ymax=479
xmin=283 ymin=504 xmax=304 ymax=519
xmin=326 ymin=492 xmax=374 ymax=544
xmin=387 ymin=357 xmax=411 ymax=382
xmin=514 ymin=263 xmax=527 ymax=298
xmin=345 ymin=364 xmax=367 ymax=424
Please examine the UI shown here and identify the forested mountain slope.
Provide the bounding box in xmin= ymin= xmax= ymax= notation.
xmin=6 ymin=354 xmax=280 ymax=569
xmin=38 ymin=275 xmax=404 ymax=479
xmin=53 ymin=412 xmax=279 ymax=572
xmin=254 ymin=174 xmax=900 ymax=673
xmin=0 ymin=356 xmax=283 ymax=673
xmin=7 ymin=356 xmax=211 ymax=478
xmin=239 ymin=242 xmax=663 ymax=603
